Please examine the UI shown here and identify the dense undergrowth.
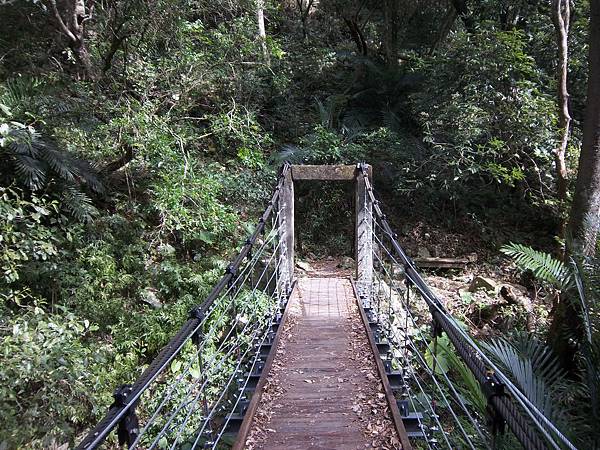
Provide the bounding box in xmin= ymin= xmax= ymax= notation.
xmin=1 ymin=0 xmax=598 ymax=448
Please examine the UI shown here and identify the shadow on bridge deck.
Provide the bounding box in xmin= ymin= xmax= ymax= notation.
xmin=237 ymin=276 xmax=406 ymax=450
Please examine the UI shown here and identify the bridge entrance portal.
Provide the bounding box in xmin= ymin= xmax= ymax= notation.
xmin=280 ymin=164 xmax=373 ymax=291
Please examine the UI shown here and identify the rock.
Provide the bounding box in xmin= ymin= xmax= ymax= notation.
xmin=141 ymin=288 xmax=162 ymax=309
xmin=158 ymin=243 xmax=176 ymax=256
xmin=296 ymin=260 xmax=312 ymax=272
xmin=499 ymin=283 xmax=532 ymax=312
xmin=466 ymin=253 xmax=478 ymax=262
xmin=337 ymin=256 xmax=355 ymax=270
xmin=469 ymin=276 xmax=498 ymax=293
xmin=453 ymin=274 xmax=473 ymax=283
xmin=417 ymin=246 xmax=431 ymax=258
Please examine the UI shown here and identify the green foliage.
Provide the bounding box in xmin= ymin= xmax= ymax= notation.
xmin=0 ymin=187 xmax=61 ymax=287
xmin=0 ymin=0 xmax=594 ymax=446
xmin=209 ymin=102 xmax=272 ymax=167
xmin=0 ymin=307 xmax=111 ymax=448
xmin=1 ymin=80 xmax=103 ymax=222
xmin=409 ymin=29 xmax=556 ymax=204
xmin=499 ymin=245 xmax=600 ymax=447
xmin=483 ymin=334 xmax=570 ymax=434
xmin=501 ymin=243 xmax=572 ymax=289
xmin=426 ymin=333 xmax=487 ymax=416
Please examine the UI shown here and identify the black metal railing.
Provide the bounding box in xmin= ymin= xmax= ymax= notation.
xmin=357 ymin=162 xmax=576 ymax=450
xmin=76 ymin=164 xmax=293 ymax=450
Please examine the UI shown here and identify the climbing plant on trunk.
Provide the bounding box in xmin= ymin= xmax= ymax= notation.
xmin=552 ymin=0 xmax=571 ymax=240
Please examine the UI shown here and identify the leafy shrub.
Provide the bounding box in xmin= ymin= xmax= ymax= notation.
xmin=409 ymin=29 xmax=557 ymax=204
xmin=0 ymin=307 xmax=112 ymax=449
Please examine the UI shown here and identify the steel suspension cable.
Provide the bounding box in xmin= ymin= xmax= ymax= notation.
xmin=358 ymin=163 xmax=572 ymax=450
xmin=76 ymin=164 xmax=291 ymax=450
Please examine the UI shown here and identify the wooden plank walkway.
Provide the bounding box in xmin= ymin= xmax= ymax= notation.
xmin=241 ymin=277 xmax=403 ymax=449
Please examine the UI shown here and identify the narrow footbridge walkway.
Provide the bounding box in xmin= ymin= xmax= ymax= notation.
xmin=243 ymin=277 xmax=404 ymax=449
xmin=76 ymin=164 xmax=576 ymax=450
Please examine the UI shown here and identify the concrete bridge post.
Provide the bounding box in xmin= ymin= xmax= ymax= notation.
xmin=278 ymin=167 xmax=294 ymax=296
xmin=355 ymin=164 xmax=373 ymax=300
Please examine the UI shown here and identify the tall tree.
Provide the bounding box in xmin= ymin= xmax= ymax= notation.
xmin=568 ymin=0 xmax=600 ymax=256
xmin=296 ymin=0 xmax=315 ymax=40
xmin=44 ymin=0 xmax=96 ymax=80
xmin=382 ymin=0 xmax=399 ymax=66
xmin=552 ymin=0 xmax=571 ymax=240
xmin=550 ymin=0 xmax=600 ymax=368
xmin=257 ymin=0 xmax=270 ymax=66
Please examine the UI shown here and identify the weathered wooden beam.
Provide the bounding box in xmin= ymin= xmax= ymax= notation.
xmin=350 ymin=279 xmax=413 ymax=450
xmin=412 ymin=257 xmax=472 ymax=269
xmin=291 ymin=164 xmax=358 ymax=181
xmin=232 ymin=282 xmax=297 ymax=450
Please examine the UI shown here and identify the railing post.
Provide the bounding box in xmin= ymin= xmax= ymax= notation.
xmin=278 ymin=166 xmax=294 ymax=294
xmin=355 ymin=163 xmax=373 ymax=297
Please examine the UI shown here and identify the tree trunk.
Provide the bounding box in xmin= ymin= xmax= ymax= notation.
xmin=550 ymin=0 xmax=600 ymax=370
xmin=257 ymin=0 xmax=270 ymax=66
xmin=343 ymin=17 xmax=368 ymax=56
xmin=431 ymin=3 xmax=458 ymax=52
xmin=552 ymin=0 xmax=571 ymax=241
xmin=383 ymin=0 xmax=399 ymax=67
xmin=296 ymin=0 xmax=314 ymax=40
xmin=568 ymin=0 xmax=600 ymax=256
xmin=451 ymin=0 xmax=475 ymax=33
xmin=72 ymin=39 xmax=96 ymax=79
xmin=45 ymin=0 xmax=97 ymax=80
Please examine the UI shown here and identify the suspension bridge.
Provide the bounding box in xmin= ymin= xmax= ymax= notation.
xmin=75 ymin=163 xmax=576 ymax=450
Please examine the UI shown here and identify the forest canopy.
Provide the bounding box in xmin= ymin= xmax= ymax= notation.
xmin=1 ymin=0 xmax=600 ymax=448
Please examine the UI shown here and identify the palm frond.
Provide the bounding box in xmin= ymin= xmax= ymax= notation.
xmin=271 ymin=144 xmax=308 ymax=165
xmin=483 ymin=334 xmax=570 ymax=434
xmin=571 ymin=259 xmax=594 ymax=344
xmin=501 ymin=243 xmax=572 ymax=290
xmin=11 ymin=153 xmax=46 ymax=190
xmin=0 ymin=78 xmax=43 ymax=118
xmin=2 ymin=120 xmax=104 ymax=220
xmin=39 ymin=144 xmax=77 ymax=183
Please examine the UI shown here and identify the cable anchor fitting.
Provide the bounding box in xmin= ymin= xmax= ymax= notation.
xmin=430 ymin=317 xmax=443 ymax=338
xmin=483 ymin=370 xmax=507 ymax=435
xmin=189 ymin=306 xmax=206 ymax=321
xmin=111 ymin=384 xmax=139 ymax=447
xmin=245 ymin=238 xmax=253 ymax=259
xmin=225 ymin=264 xmax=238 ymax=288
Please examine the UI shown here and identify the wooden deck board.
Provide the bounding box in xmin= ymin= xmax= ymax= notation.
xmin=241 ymin=277 xmax=403 ymax=449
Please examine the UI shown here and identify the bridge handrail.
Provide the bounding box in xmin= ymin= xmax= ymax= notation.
xmin=75 ymin=163 xmax=291 ymax=450
xmin=357 ymin=163 xmax=576 ymax=450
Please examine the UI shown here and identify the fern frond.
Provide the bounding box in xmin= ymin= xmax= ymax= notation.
xmin=501 ymin=243 xmax=572 ymax=290
xmin=59 ymin=184 xmax=98 ymax=222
